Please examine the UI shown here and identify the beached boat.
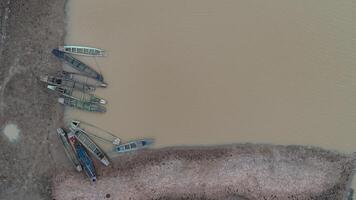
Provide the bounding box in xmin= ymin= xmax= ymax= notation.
xmin=113 ymin=139 xmax=154 ymax=153
xmin=70 ymin=121 xmax=110 ymax=166
xmin=59 ymin=45 xmax=105 ymax=57
xmin=56 ymin=128 xmax=82 ymax=172
xmin=40 ymin=75 xmax=96 ymax=93
xmin=52 ymin=49 xmax=104 ymax=82
xmin=67 ymin=127 xmax=80 ymax=151
xmin=75 ymin=142 xmax=97 ymax=182
xmin=48 ymin=85 xmax=107 ymax=105
xmin=58 ymin=97 xmax=106 ymax=113
xmin=59 ymin=71 xmax=107 ymax=88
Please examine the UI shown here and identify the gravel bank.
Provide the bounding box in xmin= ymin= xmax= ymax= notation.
xmin=53 ymin=144 xmax=356 ymax=199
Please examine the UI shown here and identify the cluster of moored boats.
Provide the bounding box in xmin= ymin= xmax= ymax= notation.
xmin=41 ymin=46 xmax=108 ymax=112
xmin=57 ymin=120 xmax=153 ymax=182
xmin=45 ymin=45 xmax=153 ymax=182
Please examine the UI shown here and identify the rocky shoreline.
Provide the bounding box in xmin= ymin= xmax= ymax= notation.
xmin=0 ymin=1 xmax=355 ymax=200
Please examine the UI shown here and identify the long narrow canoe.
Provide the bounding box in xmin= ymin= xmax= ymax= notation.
xmin=52 ymin=49 xmax=104 ymax=82
xmin=40 ymin=75 xmax=96 ymax=93
xmin=70 ymin=123 xmax=110 ymax=166
xmin=59 ymin=45 xmax=105 ymax=57
xmin=113 ymin=139 xmax=154 ymax=153
xmin=75 ymin=141 xmax=97 ymax=182
xmin=56 ymin=128 xmax=82 ymax=172
xmin=60 ymin=71 xmax=107 ymax=88
xmin=48 ymin=85 xmax=107 ymax=105
xmin=58 ymin=97 xmax=106 ymax=113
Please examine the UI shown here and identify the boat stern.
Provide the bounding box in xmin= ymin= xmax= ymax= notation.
xmin=101 ymin=158 xmax=110 ymax=166
xmin=40 ymin=75 xmax=48 ymax=83
xmin=100 ymin=99 xmax=107 ymax=105
xmin=75 ymin=165 xmax=83 ymax=172
xmin=58 ymin=98 xmax=65 ymax=104
xmin=96 ymin=74 xmax=104 ymax=82
xmin=52 ymin=48 xmax=64 ymax=58
xmin=47 ymin=85 xmax=57 ymax=91
xmin=56 ymin=128 xmax=65 ymax=136
xmin=70 ymin=120 xmax=81 ymax=129
xmin=91 ymin=176 xmax=97 ymax=183
xmin=142 ymin=139 xmax=154 ymax=147
xmin=99 ymin=82 xmax=108 ymax=88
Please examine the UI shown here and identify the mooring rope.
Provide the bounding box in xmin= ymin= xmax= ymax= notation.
xmin=93 ymin=56 xmax=103 ymax=79
xmin=76 ymin=120 xmax=120 ymax=145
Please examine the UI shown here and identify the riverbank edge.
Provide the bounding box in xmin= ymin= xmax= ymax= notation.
xmin=53 ymin=144 xmax=356 ymax=199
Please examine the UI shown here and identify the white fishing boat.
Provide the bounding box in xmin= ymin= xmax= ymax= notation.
xmin=70 ymin=121 xmax=110 ymax=166
xmin=58 ymin=45 xmax=105 ymax=56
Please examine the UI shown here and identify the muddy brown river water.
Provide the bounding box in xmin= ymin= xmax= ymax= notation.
xmin=65 ymin=0 xmax=356 ymax=193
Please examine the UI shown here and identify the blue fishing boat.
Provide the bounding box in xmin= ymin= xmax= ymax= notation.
xmin=75 ymin=142 xmax=97 ymax=182
xmin=113 ymin=139 xmax=153 ymax=153
xmin=52 ymin=49 xmax=104 ymax=82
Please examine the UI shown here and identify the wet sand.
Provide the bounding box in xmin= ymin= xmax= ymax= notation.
xmin=66 ymin=0 xmax=356 ymax=152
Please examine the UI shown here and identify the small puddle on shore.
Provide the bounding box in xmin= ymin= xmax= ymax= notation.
xmin=2 ymin=123 xmax=20 ymax=142
xmin=65 ymin=0 xmax=356 ymax=194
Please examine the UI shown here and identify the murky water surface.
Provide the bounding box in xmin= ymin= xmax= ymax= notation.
xmin=65 ymin=1 xmax=356 ymax=152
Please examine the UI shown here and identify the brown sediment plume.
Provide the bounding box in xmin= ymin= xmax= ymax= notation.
xmin=52 ymin=144 xmax=356 ymax=200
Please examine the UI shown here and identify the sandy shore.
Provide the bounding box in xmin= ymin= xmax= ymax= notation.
xmin=0 ymin=0 xmax=66 ymax=199
xmin=53 ymin=144 xmax=356 ymax=199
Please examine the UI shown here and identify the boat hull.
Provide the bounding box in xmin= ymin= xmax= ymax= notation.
xmin=56 ymin=128 xmax=82 ymax=172
xmin=71 ymin=125 xmax=110 ymax=166
xmin=114 ymin=139 xmax=154 ymax=153
xmin=48 ymin=85 xmax=107 ymax=105
xmin=58 ymin=97 xmax=106 ymax=113
xmin=52 ymin=49 xmax=104 ymax=82
xmin=41 ymin=75 xmax=96 ymax=93
xmin=59 ymin=45 xmax=105 ymax=57
xmin=75 ymin=142 xmax=97 ymax=182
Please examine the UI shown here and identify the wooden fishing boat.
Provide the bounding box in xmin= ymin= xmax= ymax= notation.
xmin=59 ymin=45 xmax=105 ymax=57
xmin=48 ymin=85 xmax=107 ymax=105
xmin=41 ymin=75 xmax=96 ymax=93
xmin=56 ymin=128 xmax=82 ymax=172
xmin=70 ymin=121 xmax=110 ymax=166
xmin=113 ymin=139 xmax=154 ymax=153
xmin=75 ymin=142 xmax=97 ymax=182
xmin=58 ymin=97 xmax=106 ymax=113
xmin=52 ymin=49 xmax=104 ymax=82
xmin=59 ymin=71 xmax=107 ymax=88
